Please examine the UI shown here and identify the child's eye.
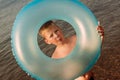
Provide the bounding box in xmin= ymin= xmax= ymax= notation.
xmin=50 ymin=34 xmax=53 ymax=38
xmin=55 ymin=30 xmax=59 ymax=33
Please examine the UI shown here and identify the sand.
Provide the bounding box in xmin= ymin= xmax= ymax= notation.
xmin=0 ymin=0 xmax=120 ymax=80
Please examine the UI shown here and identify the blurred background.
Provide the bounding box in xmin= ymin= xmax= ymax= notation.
xmin=0 ymin=0 xmax=120 ymax=80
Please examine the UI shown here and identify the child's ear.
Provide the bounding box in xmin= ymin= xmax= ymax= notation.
xmin=44 ymin=39 xmax=51 ymax=44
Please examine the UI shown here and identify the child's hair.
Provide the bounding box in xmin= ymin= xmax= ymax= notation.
xmin=39 ymin=20 xmax=53 ymax=37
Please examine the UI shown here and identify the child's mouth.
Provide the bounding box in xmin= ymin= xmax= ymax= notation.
xmin=57 ymin=37 xmax=62 ymax=42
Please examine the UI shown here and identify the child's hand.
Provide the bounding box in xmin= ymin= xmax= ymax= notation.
xmin=97 ymin=22 xmax=104 ymax=41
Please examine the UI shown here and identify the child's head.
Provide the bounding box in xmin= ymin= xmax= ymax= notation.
xmin=39 ymin=21 xmax=65 ymax=45
xmin=39 ymin=20 xmax=53 ymax=37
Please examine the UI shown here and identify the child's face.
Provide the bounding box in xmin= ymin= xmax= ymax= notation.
xmin=42 ymin=24 xmax=65 ymax=45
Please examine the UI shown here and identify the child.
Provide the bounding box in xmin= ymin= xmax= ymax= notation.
xmin=39 ymin=20 xmax=104 ymax=80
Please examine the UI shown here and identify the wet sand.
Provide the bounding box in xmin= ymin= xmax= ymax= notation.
xmin=0 ymin=0 xmax=120 ymax=80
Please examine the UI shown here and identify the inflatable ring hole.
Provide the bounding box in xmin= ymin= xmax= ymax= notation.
xmin=37 ymin=20 xmax=77 ymax=59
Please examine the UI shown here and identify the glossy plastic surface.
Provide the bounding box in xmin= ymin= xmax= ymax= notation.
xmin=11 ymin=0 xmax=101 ymax=80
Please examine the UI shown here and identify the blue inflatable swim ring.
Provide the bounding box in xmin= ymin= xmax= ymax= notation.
xmin=11 ymin=0 xmax=101 ymax=80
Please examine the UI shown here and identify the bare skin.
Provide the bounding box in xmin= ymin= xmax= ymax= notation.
xmin=52 ymin=35 xmax=76 ymax=59
xmin=40 ymin=23 xmax=104 ymax=80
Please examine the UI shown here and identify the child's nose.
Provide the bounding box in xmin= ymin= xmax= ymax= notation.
xmin=54 ymin=33 xmax=59 ymax=38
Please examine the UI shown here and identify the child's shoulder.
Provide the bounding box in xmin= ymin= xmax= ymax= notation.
xmin=67 ymin=35 xmax=77 ymax=47
xmin=69 ymin=35 xmax=77 ymax=42
xmin=71 ymin=35 xmax=76 ymax=39
xmin=51 ymin=47 xmax=59 ymax=59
